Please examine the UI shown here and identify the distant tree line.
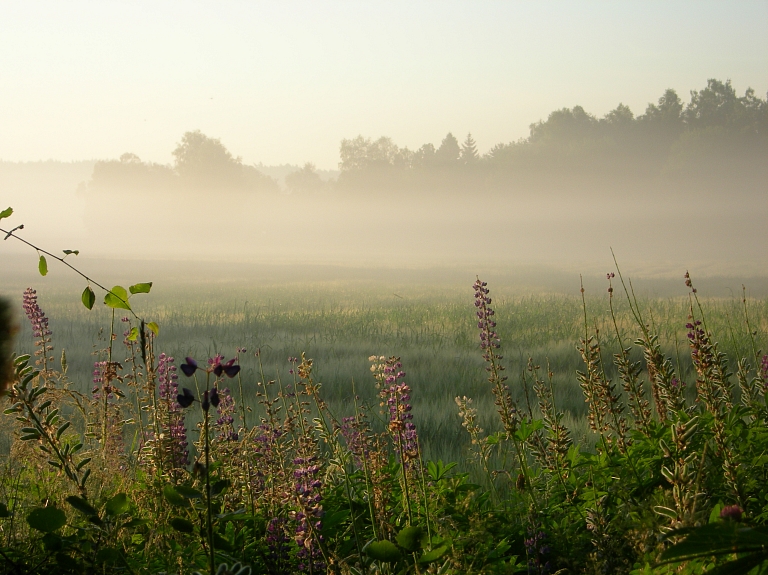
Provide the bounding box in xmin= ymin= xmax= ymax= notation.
xmin=337 ymin=79 xmax=768 ymax=192
xmin=87 ymin=131 xmax=280 ymax=194
xmin=87 ymin=79 xmax=767 ymax=196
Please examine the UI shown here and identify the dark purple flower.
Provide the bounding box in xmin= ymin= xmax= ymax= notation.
xmin=180 ymin=357 xmax=198 ymax=377
xmin=210 ymin=387 xmax=220 ymax=408
xmin=201 ymin=390 xmax=210 ymax=412
xmin=213 ymin=358 xmax=240 ymax=378
xmin=720 ymin=505 xmax=743 ymax=521
xmin=177 ymin=387 xmax=195 ymax=408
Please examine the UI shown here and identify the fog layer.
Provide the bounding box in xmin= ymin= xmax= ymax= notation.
xmin=2 ymin=80 xmax=766 ymax=280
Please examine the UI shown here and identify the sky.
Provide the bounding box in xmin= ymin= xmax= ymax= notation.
xmin=1 ymin=1 xmax=767 ymax=170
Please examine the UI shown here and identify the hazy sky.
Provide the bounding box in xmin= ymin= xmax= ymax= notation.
xmin=2 ymin=1 xmax=767 ymax=169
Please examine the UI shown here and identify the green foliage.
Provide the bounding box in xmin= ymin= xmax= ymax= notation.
xmin=0 ymin=221 xmax=766 ymax=573
xmin=0 ymin=296 xmax=16 ymax=394
xmin=27 ymin=507 xmax=66 ymax=533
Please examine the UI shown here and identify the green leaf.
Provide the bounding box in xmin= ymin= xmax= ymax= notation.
xmin=706 ymin=553 xmax=768 ymax=575
xmin=147 ymin=322 xmax=160 ymax=336
xmin=174 ymin=485 xmax=203 ymax=499
xmin=0 ymin=207 xmax=12 ymax=220
xmin=709 ymin=503 xmax=723 ymax=524
xmin=56 ymin=421 xmax=70 ymax=439
xmin=365 ymin=540 xmax=401 ymax=563
xmin=514 ymin=418 xmax=544 ymax=442
xmin=396 ymin=525 xmax=424 ymax=552
xmin=66 ymin=495 xmax=98 ymax=517
xmin=419 ymin=544 xmax=449 ymax=564
xmin=42 ymin=532 xmax=63 ymax=551
xmin=211 ymin=479 xmax=230 ymax=496
xmin=122 ymin=518 xmax=150 ymax=529
xmin=129 ymin=282 xmax=152 ymax=294
xmin=27 ymin=507 xmax=66 ymax=532
xmin=170 ymin=517 xmax=195 ymax=533
xmin=427 ymin=460 xmax=457 ymax=481
xmin=104 ymin=286 xmax=131 ymax=310
xmin=81 ymin=286 xmax=95 ymax=310
xmin=127 ymin=327 xmax=139 ymax=342
xmin=654 ymin=505 xmax=678 ymax=519
xmin=661 ymin=523 xmax=768 ymax=562
xmin=319 ymin=509 xmax=349 ymax=533
xmin=163 ymin=485 xmax=189 ymax=508
xmin=213 ymin=532 xmax=233 ymax=551
xmin=38 ymin=255 xmax=48 ymax=276
xmin=62 ymin=250 xmax=79 ymax=256
xmin=95 ymin=548 xmax=121 ymax=565
xmin=105 ymin=493 xmax=130 ymax=516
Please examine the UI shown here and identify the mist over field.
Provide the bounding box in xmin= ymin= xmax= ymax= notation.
xmin=2 ymin=78 xmax=767 ymax=289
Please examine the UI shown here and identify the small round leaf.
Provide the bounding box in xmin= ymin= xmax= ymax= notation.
xmin=27 ymin=507 xmax=66 ymax=533
xmin=170 ymin=517 xmax=195 ymax=533
xmin=365 ymin=540 xmax=401 ymax=563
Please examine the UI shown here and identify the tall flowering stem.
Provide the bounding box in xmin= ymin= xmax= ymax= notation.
xmin=685 ymin=275 xmax=744 ymax=508
xmin=178 ymin=354 xmax=240 ymax=575
xmin=473 ymin=279 xmax=518 ymax=434
xmin=157 ymin=353 xmax=188 ymax=471
xmin=738 ymin=285 xmax=767 ymax=417
xmin=371 ymin=355 xmax=419 ymax=523
xmin=291 ymin=355 xmax=327 ymax=574
xmin=612 ymin=253 xmax=684 ymax=421
xmin=530 ymin=361 xmax=572 ymax=480
xmin=577 ymin=282 xmax=628 ymax=453
xmin=22 ymin=288 xmax=53 ymax=373
xmin=606 ymin=274 xmax=653 ymax=437
xmin=473 ymin=279 xmax=537 ymax=504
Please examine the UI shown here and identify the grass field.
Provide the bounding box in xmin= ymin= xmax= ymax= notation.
xmin=9 ymin=271 xmax=767 ymax=463
xmin=3 ymin=257 xmax=768 ymax=573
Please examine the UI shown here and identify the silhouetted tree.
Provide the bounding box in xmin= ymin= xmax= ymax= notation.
xmin=435 ymin=132 xmax=460 ymax=165
xmin=460 ymin=133 xmax=479 ymax=164
xmin=286 ymin=163 xmax=325 ymax=194
xmin=529 ymin=106 xmax=598 ymax=144
xmin=412 ymin=144 xmax=437 ymax=169
xmin=641 ymin=89 xmax=683 ymax=128
xmin=172 ymin=130 xmax=244 ymax=188
xmin=339 ymin=136 xmax=400 ymax=172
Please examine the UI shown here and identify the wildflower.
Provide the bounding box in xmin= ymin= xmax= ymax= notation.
xmin=22 ymin=288 xmax=53 ymax=370
xmin=92 ymin=360 xmax=107 ymax=397
xmin=180 ymin=357 xmax=198 ymax=377
xmin=181 ymin=355 xmax=240 ymax=378
xmin=177 ymin=388 xmax=195 ymax=408
xmin=474 ymin=278 xmax=519 ymax=434
xmin=265 ymin=517 xmax=291 ymax=572
xmin=213 ymin=358 xmax=240 ymax=378
xmin=214 ymin=387 xmax=237 ymax=442
xmin=524 ymin=528 xmax=551 ymax=574
xmin=373 ymin=357 xmax=419 ymax=466
xmin=720 ymin=504 xmax=743 ymax=521
xmin=22 ymin=288 xmax=51 ymax=339
xmin=293 ymin=454 xmax=325 ymax=573
xmin=158 ymin=353 xmax=189 ymax=467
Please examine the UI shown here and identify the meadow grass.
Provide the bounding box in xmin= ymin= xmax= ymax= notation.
xmin=11 ymin=278 xmax=766 ymax=464
xmin=2 ymin=264 xmax=768 ymax=574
